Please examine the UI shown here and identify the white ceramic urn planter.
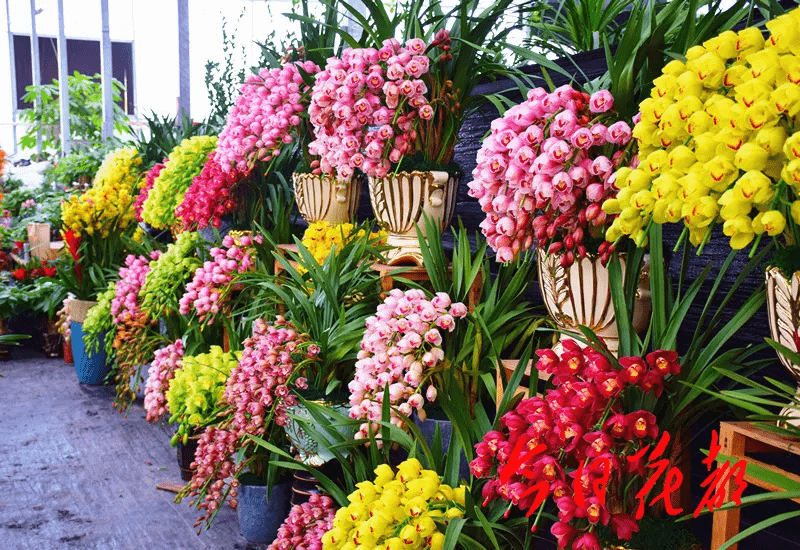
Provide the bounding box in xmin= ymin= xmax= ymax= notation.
xmin=292 ymin=172 xmax=362 ymax=224
xmin=765 ymin=267 xmax=800 ymax=426
xmin=368 ymin=170 xmax=459 ymax=266
xmin=537 ymin=251 xmax=651 ymax=355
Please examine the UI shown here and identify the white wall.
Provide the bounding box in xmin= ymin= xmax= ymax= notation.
xmin=0 ymin=0 xmax=299 ymax=156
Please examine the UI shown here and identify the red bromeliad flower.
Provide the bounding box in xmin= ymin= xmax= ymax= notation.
xmin=63 ymin=230 xmax=82 ymax=280
xmin=471 ymin=342 xmax=681 ymax=547
xmin=11 ymin=267 xmax=25 ymax=281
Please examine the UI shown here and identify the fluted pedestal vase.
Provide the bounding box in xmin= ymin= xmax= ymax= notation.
xmin=292 ymin=172 xmax=362 ymax=224
xmin=368 ymin=170 xmax=459 ymax=266
xmin=537 ymin=251 xmax=651 ymax=355
xmin=765 ymin=267 xmax=800 ymax=426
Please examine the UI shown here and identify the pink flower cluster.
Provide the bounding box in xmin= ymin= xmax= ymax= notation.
xmin=267 ymin=494 xmax=336 ymax=550
xmin=187 ymin=317 xmax=318 ymax=527
xmin=468 ymin=86 xmax=633 ymax=266
xmin=175 ymin=153 xmax=247 ymax=230
xmin=215 ymin=61 xmax=320 ymax=173
xmin=111 ymin=252 xmax=160 ymax=325
xmin=178 ymin=233 xmax=262 ymax=323
xmin=224 ymin=316 xmax=315 ymax=431
xmin=349 ymin=289 xmax=467 ymax=439
xmin=471 ymin=342 xmax=681 ymax=550
xmin=188 ymin=425 xmax=241 ymax=523
xmin=144 ymin=340 xmax=185 ymax=423
xmin=308 ymin=35 xmax=446 ymax=180
xmin=135 ymin=161 xmax=166 ymax=222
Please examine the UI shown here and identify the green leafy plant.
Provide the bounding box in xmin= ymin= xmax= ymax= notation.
xmin=19 ymin=72 xmax=130 ymax=154
xmin=415 ymin=217 xmax=547 ymax=412
xmin=82 ymin=281 xmax=115 ymax=355
xmin=204 ymin=12 xmax=249 ymax=129
xmin=236 ymin=225 xmax=384 ymax=393
xmin=132 ymin=111 xmax=215 ymax=169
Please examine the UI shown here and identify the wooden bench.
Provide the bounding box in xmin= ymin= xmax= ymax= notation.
xmin=711 ymin=421 xmax=800 ymax=550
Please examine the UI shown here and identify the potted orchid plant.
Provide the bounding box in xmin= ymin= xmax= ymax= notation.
xmin=602 ymin=8 xmax=800 ymax=423
xmin=307 ymin=0 xmax=523 ymax=265
xmin=468 ymin=84 xmax=650 ymax=354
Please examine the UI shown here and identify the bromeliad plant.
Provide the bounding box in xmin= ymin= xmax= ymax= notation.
xmin=468 ymin=85 xmax=634 ymax=265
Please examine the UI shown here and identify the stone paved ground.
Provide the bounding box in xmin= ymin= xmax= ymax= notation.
xmin=0 ymin=348 xmax=268 ymax=550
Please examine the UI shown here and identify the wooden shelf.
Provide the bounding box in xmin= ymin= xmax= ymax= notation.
xmin=711 ymin=421 xmax=800 ymax=550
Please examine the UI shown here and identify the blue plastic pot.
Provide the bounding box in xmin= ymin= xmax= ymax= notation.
xmin=413 ymin=413 xmax=471 ymax=480
xmin=70 ymin=321 xmax=110 ymax=385
xmin=237 ymin=479 xmax=291 ymax=543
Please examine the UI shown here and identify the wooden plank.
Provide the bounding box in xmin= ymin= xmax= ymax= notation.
xmin=728 ymin=422 xmax=800 ymax=455
xmin=155 ymin=482 xmax=184 ymax=494
xmin=739 ymin=456 xmax=800 ymax=504
xmin=712 ymin=423 xmax=746 ymax=550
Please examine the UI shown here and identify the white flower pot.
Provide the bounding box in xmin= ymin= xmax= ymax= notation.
xmin=537 ymin=251 xmax=651 ymax=355
xmin=292 ymin=172 xmax=362 ymax=224
xmin=765 ymin=267 xmax=800 ymax=426
xmin=368 ymin=170 xmax=459 ymax=265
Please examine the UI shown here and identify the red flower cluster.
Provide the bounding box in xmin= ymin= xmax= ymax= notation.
xmin=11 ymin=260 xmax=57 ymax=281
xmin=470 ymin=342 xmax=680 ymax=550
xmin=135 ymin=161 xmax=166 ymax=222
xmin=175 ymin=153 xmax=248 ymax=231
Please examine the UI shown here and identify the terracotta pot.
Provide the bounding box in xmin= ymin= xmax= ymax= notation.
xmin=765 ymin=267 xmax=800 ymax=426
xmin=292 ymin=172 xmax=362 ymax=224
xmin=368 ymin=170 xmax=459 ymax=265
xmin=537 ymin=251 xmax=651 ymax=355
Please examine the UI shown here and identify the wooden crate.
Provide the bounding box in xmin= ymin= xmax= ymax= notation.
xmin=711 ymin=421 xmax=800 ymax=550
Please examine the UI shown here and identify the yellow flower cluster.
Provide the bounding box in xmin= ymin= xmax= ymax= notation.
xmin=141 ymin=135 xmax=217 ymax=230
xmin=301 ymin=221 xmax=385 ymax=265
xmin=604 ymin=8 xmax=800 ymax=249
xmin=61 ymin=147 xmax=142 ymax=237
xmin=322 ymin=459 xmax=465 ymax=550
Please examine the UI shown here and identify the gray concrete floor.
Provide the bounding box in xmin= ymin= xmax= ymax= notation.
xmin=0 ymin=348 xmax=268 ymax=550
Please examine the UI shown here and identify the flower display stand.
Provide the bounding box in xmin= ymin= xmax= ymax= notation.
xmin=494 ymin=359 xmax=552 ymax=403
xmin=370 ymin=262 xmax=483 ymax=312
xmin=711 ymin=422 xmax=800 ymax=550
xmin=273 ymin=244 xmax=301 ymax=275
